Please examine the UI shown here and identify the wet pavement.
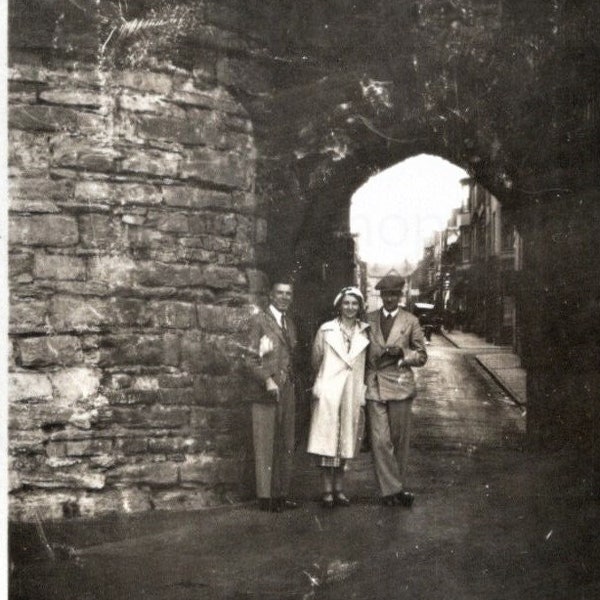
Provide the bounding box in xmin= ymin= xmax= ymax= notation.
xmin=9 ymin=335 xmax=600 ymax=599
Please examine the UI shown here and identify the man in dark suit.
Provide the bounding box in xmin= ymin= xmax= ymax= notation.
xmin=365 ymin=275 xmax=428 ymax=507
xmin=247 ymin=279 xmax=300 ymax=512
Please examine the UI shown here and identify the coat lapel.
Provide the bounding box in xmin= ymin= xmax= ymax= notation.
xmin=264 ymin=309 xmax=288 ymax=347
xmin=370 ymin=311 xmax=386 ymax=347
xmin=385 ymin=310 xmax=408 ymax=346
xmin=323 ymin=320 xmax=369 ymax=366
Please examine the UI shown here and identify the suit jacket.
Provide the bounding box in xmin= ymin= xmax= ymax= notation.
xmin=365 ymin=308 xmax=427 ymax=401
xmin=247 ymin=307 xmax=297 ymax=402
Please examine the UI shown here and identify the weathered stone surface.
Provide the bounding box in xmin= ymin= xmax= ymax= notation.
xmin=147 ymin=436 xmax=200 ymax=454
xmin=10 ymin=199 xmax=61 ymax=213
xmin=79 ymin=214 xmax=124 ymax=249
xmin=73 ymin=180 xmax=115 ymax=204
xmin=189 ymin=212 xmax=237 ymax=236
xmin=33 ymin=253 xmax=86 ymax=280
xmin=245 ymin=269 xmax=269 ymax=294
xmin=155 ymin=213 xmax=189 ymax=233
xmin=76 ymin=488 xmax=153 ymax=518
xmin=39 ymin=90 xmax=110 ymax=109
xmin=8 ymin=130 xmax=50 ymax=172
xmin=87 ymin=255 xmax=136 ymax=288
xmin=19 ymin=467 xmax=106 ymax=490
xmin=49 ymin=367 xmax=101 ymax=405
xmin=9 ymin=298 xmax=47 ymax=334
xmin=196 ymin=305 xmax=252 ymax=333
xmin=97 ymin=334 xmax=180 ymax=367
xmin=112 ymin=405 xmax=189 ymax=429
xmin=151 ymin=301 xmax=197 ymax=329
xmin=9 ymin=215 xmax=79 ymax=246
xmin=9 ymin=491 xmax=77 ymax=521
xmin=8 ymin=372 xmax=53 ymax=402
xmin=162 ymin=186 xmax=232 ymax=209
xmin=107 ymin=461 xmax=178 ymax=486
xmin=120 ymin=148 xmax=180 ymax=178
xmin=49 ymin=295 xmax=111 ymax=332
xmin=9 ymin=105 xmax=104 ymax=133
xmin=180 ymin=148 xmax=253 ymax=189
xmin=151 ymin=489 xmax=221 ymax=511
xmin=180 ymin=332 xmax=231 ymax=375
xmin=121 ymin=214 xmax=145 ymax=225
xmin=118 ymin=93 xmax=184 ymax=116
xmin=18 ymin=335 xmax=83 ymax=367
xmin=116 ymin=71 xmax=173 ymax=95
xmin=9 ymin=253 xmax=34 ymax=280
xmin=51 ymin=136 xmax=122 ymax=171
xmin=179 ymin=455 xmax=239 ymax=485
xmin=115 ymin=437 xmax=148 ymax=454
xmin=9 ymin=178 xmax=72 ymax=204
xmin=65 ymin=439 xmax=113 ymax=457
xmin=200 ymin=264 xmax=247 ymax=289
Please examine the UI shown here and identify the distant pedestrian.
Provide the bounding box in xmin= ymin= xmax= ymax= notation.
xmin=365 ymin=275 xmax=427 ymax=507
xmin=307 ymin=287 xmax=370 ymax=508
xmin=246 ymin=278 xmax=300 ymax=512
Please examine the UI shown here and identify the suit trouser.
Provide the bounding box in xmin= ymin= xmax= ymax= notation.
xmin=367 ymin=398 xmax=413 ymax=497
xmin=252 ymin=383 xmax=295 ymax=499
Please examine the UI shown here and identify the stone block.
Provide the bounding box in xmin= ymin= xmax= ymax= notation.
xmin=8 ymin=130 xmax=50 ymax=172
xmin=179 ymin=455 xmax=239 ymax=485
xmin=33 ymin=254 xmax=86 ymax=280
xmin=180 ymin=332 xmax=231 ymax=375
xmin=171 ymin=82 xmax=245 ymax=116
xmin=151 ymin=489 xmax=220 ymax=511
xmin=151 ymin=301 xmax=197 ymax=329
xmin=79 ymin=214 xmax=124 ymax=250
xmin=8 ymin=372 xmax=53 ymax=402
xmin=97 ymin=334 xmax=180 ymax=367
xmin=115 ymin=437 xmax=148 ymax=454
xmin=122 ymin=214 xmax=145 ymax=226
xmin=49 ymin=367 xmax=101 ymax=405
xmin=9 ymin=491 xmax=76 ymax=522
xmin=112 ymin=405 xmax=189 ymax=429
xmin=199 ymin=264 xmax=247 ymax=289
xmin=76 ymin=488 xmax=152 ymax=518
xmin=49 ymin=294 xmax=110 ymax=332
xmin=9 ymin=215 xmax=79 ymax=247
xmin=147 ymin=436 xmax=197 ymax=454
xmin=231 ymin=191 xmax=258 ymax=213
xmin=116 ymin=70 xmax=173 ymax=95
xmin=9 ymin=297 xmax=47 ymax=334
xmin=73 ymin=181 xmax=115 ymax=204
xmin=9 ymin=105 xmax=105 ymax=133
xmin=18 ymin=335 xmax=83 ymax=367
xmin=9 ymin=430 xmax=47 ymax=455
xmin=107 ymin=461 xmax=178 ymax=486
xmin=162 ymin=186 xmax=232 ymax=210
xmin=109 ymin=297 xmax=152 ymax=327
xmin=155 ymin=213 xmax=189 ymax=233
xmin=65 ymin=439 xmax=113 ymax=457
xmin=196 ymin=305 xmax=252 ymax=333
xmin=9 ymin=178 xmax=72 ymax=204
xmin=39 ymin=90 xmax=110 ymax=109
xmin=9 ymin=253 xmax=34 ymax=280
xmin=51 ymin=136 xmax=122 ymax=172
xmin=19 ymin=466 xmax=106 ymax=490
xmin=87 ymin=255 xmax=136 ymax=289
xmin=120 ymin=149 xmax=180 ymax=178
xmin=181 ymin=148 xmax=253 ymax=190
xmin=118 ymin=93 xmax=184 ymax=116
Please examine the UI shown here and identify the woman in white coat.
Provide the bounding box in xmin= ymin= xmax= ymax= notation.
xmin=307 ymin=286 xmax=370 ymax=508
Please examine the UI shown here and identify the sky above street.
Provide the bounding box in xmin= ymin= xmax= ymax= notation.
xmin=350 ymin=154 xmax=468 ymax=266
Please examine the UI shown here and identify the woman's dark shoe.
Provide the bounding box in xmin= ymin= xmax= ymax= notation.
xmin=333 ymin=492 xmax=351 ymax=507
xmin=395 ymin=491 xmax=415 ymax=507
xmin=321 ymin=493 xmax=335 ymax=509
xmin=381 ymin=495 xmax=399 ymax=507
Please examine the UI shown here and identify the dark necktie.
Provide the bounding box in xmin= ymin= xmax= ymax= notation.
xmin=281 ymin=312 xmax=289 ymax=341
xmin=381 ymin=312 xmax=394 ymax=341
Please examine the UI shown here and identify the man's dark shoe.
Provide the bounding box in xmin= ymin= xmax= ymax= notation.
xmin=258 ymin=498 xmax=283 ymax=512
xmin=333 ymin=492 xmax=351 ymax=507
xmin=395 ymin=491 xmax=415 ymax=507
xmin=381 ymin=495 xmax=400 ymax=507
xmin=281 ymin=498 xmax=300 ymax=510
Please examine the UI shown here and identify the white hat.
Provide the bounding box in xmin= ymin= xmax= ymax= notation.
xmin=333 ymin=286 xmax=364 ymax=308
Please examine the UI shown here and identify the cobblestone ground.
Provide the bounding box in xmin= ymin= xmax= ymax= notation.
xmin=10 ymin=336 xmax=600 ymax=600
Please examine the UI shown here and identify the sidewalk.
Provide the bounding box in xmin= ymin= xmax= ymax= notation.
xmin=441 ymin=329 xmax=527 ymax=407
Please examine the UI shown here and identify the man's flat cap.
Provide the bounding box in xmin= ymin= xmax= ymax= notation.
xmin=375 ymin=275 xmax=405 ymax=291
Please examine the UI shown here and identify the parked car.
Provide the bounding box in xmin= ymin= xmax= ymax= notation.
xmin=412 ymin=302 xmax=443 ymax=341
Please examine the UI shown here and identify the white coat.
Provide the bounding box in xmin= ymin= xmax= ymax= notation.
xmin=307 ymin=319 xmax=370 ymax=458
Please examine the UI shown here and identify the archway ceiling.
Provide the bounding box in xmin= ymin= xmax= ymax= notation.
xmin=9 ymin=0 xmax=600 ymax=206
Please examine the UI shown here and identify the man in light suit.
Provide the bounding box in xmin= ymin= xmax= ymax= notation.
xmin=247 ymin=279 xmax=300 ymax=512
xmin=365 ymin=275 xmax=428 ymax=507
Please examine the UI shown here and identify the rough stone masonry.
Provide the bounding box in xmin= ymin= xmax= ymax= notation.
xmin=7 ymin=58 xmax=270 ymax=519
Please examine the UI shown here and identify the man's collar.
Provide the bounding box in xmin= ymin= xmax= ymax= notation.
xmin=382 ymin=307 xmax=399 ymax=319
xmin=269 ymin=304 xmax=283 ymax=324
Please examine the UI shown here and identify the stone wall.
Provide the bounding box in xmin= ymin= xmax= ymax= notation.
xmin=8 ymin=61 xmax=266 ymax=520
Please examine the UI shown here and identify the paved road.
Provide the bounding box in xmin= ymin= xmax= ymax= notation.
xmin=10 ymin=336 xmax=599 ymax=599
